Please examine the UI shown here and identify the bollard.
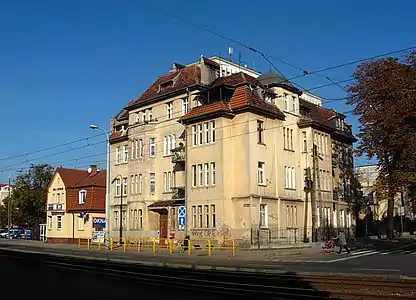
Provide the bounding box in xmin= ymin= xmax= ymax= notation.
xmin=78 ymin=238 xmax=81 ymax=248
xmin=208 ymin=239 xmax=212 ymax=256
xmin=152 ymin=239 xmax=156 ymax=254
xmin=87 ymin=238 xmax=90 ymax=250
xmin=137 ymin=238 xmax=141 ymax=252
xmin=123 ymin=237 xmax=127 ymax=252
xmin=188 ymin=239 xmax=192 ymax=256
xmin=98 ymin=240 xmax=101 ymax=251
xmin=110 ymin=238 xmax=114 ymax=251
xmin=232 ymin=239 xmax=235 ymax=257
xmin=169 ymin=239 xmax=173 ymax=255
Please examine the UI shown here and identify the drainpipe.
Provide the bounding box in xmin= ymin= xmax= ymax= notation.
xmin=184 ymin=87 xmax=190 ymax=236
xmin=72 ymin=213 xmax=75 ymax=244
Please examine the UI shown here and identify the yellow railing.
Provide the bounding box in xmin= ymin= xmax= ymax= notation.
xmin=78 ymin=236 xmax=236 ymax=256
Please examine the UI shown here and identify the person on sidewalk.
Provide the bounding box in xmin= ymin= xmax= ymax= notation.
xmin=334 ymin=229 xmax=350 ymax=254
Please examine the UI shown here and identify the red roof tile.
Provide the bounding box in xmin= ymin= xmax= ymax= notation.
xmin=181 ymin=101 xmax=233 ymax=122
xmin=56 ymin=167 xmax=90 ymax=187
xmin=299 ymin=99 xmax=336 ymax=128
xmin=74 ymin=170 xmax=106 ymax=188
xmin=203 ymin=57 xmax=220 ymax=68
xmin=212 ymin=72 xmax=262 ymax=88
xmin=126 ymin=64 xmax=201 ymax=108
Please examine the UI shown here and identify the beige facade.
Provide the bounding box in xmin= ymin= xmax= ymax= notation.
xmin=108 ymin=56 xmax=356 ymax=244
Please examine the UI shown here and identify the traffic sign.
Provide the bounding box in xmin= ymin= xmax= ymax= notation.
xmin=178 ymin=216 xmax=186 ymax=228
xmin=178 ymin=206 xmax=186 ymax=217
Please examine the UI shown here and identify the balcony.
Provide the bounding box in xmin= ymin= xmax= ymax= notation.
xmin=171 ymin=145 xmax=185 ymax=163
xmin=172 ymin=187 xmax=185 ymax=200
xmin=47 ymin=203 xmax=64 ymax=211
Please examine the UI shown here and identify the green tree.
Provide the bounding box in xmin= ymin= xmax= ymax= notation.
xmin=346 ymin=51 xmax=416 ymax=239
xmin=9 ymin=164 xmax=53 ymax=227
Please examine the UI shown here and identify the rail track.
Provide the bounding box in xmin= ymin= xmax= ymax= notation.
xmin=1 ymin=248 xmax=415 ymax=299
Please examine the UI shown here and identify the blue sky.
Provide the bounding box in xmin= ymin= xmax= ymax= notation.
xmin=0 ymin=0 xmax=415 ymax=182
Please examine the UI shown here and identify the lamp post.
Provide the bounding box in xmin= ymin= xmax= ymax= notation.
xmin=90 ymin=124 xmax=111 ymax=246
xmin=7 ymin=173 xmax=11 ymax=239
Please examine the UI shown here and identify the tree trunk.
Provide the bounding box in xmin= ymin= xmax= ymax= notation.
xmin=387 ymin=191 xmax=395 ymax=239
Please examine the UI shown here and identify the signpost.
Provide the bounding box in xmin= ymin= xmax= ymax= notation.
xmin=178 ymin=206 xmax=186 ymax=230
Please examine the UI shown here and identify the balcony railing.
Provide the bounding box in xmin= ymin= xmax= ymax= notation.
xmin=171 ymin=146 xmax=185 ymax=163
xmin=172 ymin=187 xmax=185 ymax=200
xmin=48 ymin=203 xmax=64 ymax=211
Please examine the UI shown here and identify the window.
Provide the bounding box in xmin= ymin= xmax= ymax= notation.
xmin=171 ymin=134 xmax=176 ymax=150
xmin=123 ymin=177 xmax=128 ymax=196
xmin=210 ymin=121 xmax=215 ymax=143
xmin=131 ymin=140 xmax=135 ymax=159
xmin=123 ymin=145 xmax=129 ymax=162
xmin=292 ymin=96 xmax=296 ymax=114
xmin=149 ymin=138 xmax=156 ymax=157
xmin=131 ymin=209 xmax=136 ymax=229
xmin=139 ymin=174 xmax=143 ymax=194
xmin=192 ymin=125 xmax=197 ymax=146
xmin=283 ymin=93 xmax=289 ymax=111
xmin=57 ymin=193 xmax=61 ymax=203
xmin=78 ymin=190 xmax=87 ymax=204
xmin=147 ymin=108 xmax=152 ymax=121
xmin=171 ymin=207 xmax=176 ymax=229
xmin=211 ymin=162 xmax=216 ymax=185
xmin=57 ymin=215 xmax=62 ymax=230
xmin=78 ymin=216 xmax=84 ymax=231
xmin=258 ymin=162 xmax=265 ymax=185
xmin=122 ymin=210 xmax=127 ymax=229
xmin=141 ymin=110 xmax=146 ymax=123
xmin=192 ymin=165 xmax=197 ymax=187
xmin=116 ymin=146 xmax=121 ymax=164
xmin=139 ymin=139 xmax=143 ymax=158
xmin=114 ymin=211 xmax=119 ymax=229
xmin=285 ymin=166 xmax=295 ymax=189
xmin=340 ymin=210 xmax=345 ymax=227
xmin=48 ymin=216 xmax=52 ymax=229
xmin=149 ymin=173 xmax=155 ymax=193
xmin=198 ymin=124 xmax=203 ymax=145
xmin=192 ymin=206 xmax=196 ymax=228
xmin=257 ymin=120 xmax=264 ymax=144
xmin=163 ymin=137 xmax=168 ymax=156
xmin=163 ymin=135 xmax=176 ymax=156
xmin=134 ymin=175 xmax=138 ymax=194
xmin=181 ymin=98 xmax=189 ymax=116
xmin=260 ymin=204 xmax=268 ymax=228
xmin=290 ymin=129 xmax=293 ymax=150
xmin=286 ymin=205 xmax=298 ymax=227
xmin=168 ymin=171 xmax=172 ymax=191
xmin=135 ymin=140 xmax=139 ymax=158
xmin=115 ymin=178 xmax=121 ymax=196
xmin=198 ymin=205 xmax=203 ymax=228
xmin=130 ymin=175 xmax=134 ymax=194
xmin=198 ymin=164 xmax=203 ymax=186
xmin=211 ymin=205 xmax=216 ymax=228
xmin=205 ymin=122 xmax=210 ymax=144
xmin=204 ymin=163 xmax=209 ymax=186
xmin=166 ymin=102 xmax=173 ymax=119
xmin=283 ymin=128 xmax=286 ymax=149
xmin=204 ymin=205 xmax=209 ymax=228
xmin=138 ymin=209 xmax=143 ymax=229
xmin=302 ymin=131 xmax=307 ymax=152
xmin=164 ymin=172 xmax=168 ymax=192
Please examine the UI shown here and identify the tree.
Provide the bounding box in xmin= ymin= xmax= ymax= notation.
xmin=346 ymin=51 xmax=416 ymax=239
xmin=9 ymin=164 xmax=53 ymax=227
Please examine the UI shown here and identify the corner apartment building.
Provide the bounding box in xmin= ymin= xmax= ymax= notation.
xmin=0 ymin=183 xmax=14 ymax=206
xmin=46 ymin=165 xmax=106 ymax=243
xmin=108 ymin=55 xmax=356 ymax=242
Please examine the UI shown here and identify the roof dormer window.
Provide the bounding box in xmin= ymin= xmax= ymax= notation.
xmin=158 ymin=80 xmax=174 ymax=93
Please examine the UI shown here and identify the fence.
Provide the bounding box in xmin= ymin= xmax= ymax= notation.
xmin=250 ymin=226 xmax=355 ymax=247
xmin=77 ymin=236 xmax=235 ymax=256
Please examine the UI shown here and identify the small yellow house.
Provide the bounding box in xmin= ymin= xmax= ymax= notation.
xmin=46 ymin=165 xmax=106 ymax=243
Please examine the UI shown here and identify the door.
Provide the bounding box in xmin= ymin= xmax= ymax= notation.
xmin=159 ymin=212 xmax=168 ymax=239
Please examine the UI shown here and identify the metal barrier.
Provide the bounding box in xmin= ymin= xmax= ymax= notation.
xmin=79 ymin=236 xmax=235 ymax=256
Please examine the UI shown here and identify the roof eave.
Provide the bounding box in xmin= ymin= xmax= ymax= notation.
xmin=181 ymin=110 xmax=235 ymax=125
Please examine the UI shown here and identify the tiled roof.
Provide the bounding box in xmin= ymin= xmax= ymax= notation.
xmin=181 ymin=101 xmax=233 ymax=122
xmin=114 ymin=109 xmax=129 ymax=121
xmin=56 ymin=167 xmax=90 ymax=187
xmin=148 ymin=199 xmax=185 ymax=208
xmin=212 ymin=72 xmax=262 ymax=87
xmin=126 ymin=64 xmax=201 ymax=108
xmin=74 ymin=170 xmax=106 ymax=188
xmin=203 ymin=57 xmax=220 ymax=68
xmin=299 ymin=99 xmax=336 ymax=128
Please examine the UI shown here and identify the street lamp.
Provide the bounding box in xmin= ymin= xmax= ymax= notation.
xmin=90 ymin=124 xmax=111 ymax=246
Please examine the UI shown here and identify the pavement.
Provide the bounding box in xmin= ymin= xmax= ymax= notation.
xmin=1 ymin=238 xmax=416 ymax=278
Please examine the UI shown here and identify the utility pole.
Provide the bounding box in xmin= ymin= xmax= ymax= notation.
xmin=303 ymin=167 xmax=312 ymax=243
xmin=312 ymin=143 xmax=323 ymax=242
xmin=7 ymin=173 xmax=11 ymax=239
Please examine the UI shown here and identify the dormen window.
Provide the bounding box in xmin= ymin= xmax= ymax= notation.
xmin=79 ymin=190 xmax=87 ymax=204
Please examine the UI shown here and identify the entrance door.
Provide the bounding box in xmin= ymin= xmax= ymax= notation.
xmin=159 ymin=212 xmax=168 ymax=239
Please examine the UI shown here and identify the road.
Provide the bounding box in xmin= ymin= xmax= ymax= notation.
xmin=1 ymin=239 xmax=416 ymax=278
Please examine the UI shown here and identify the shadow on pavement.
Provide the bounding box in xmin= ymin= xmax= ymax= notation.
xmin=0 ymin=248 xmax=333 ymax=299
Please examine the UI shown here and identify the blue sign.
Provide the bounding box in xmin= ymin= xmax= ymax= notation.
xmin=178 ymin=216 xmax=186 ymax=227
xmin=93 ymin=217 xmax=106 ymax=228
xmin=178 ymin=206 xmax=186 ymax=217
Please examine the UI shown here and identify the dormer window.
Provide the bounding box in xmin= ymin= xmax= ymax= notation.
xmin=336 ymin=118 xmax=345 ymax=131
xmin=79 ymin=190 xmax=87 ymax=205
xmin=158 ymin=80 xmax=174 ymax=93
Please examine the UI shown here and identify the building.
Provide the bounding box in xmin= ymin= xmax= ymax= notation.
xmin=108 ymin=55 xmax=356 ymax=244
xmin=46 ymin=165 xmax=106 ymax=243
xmin=0 ymin=183 xmax=14 ymax=206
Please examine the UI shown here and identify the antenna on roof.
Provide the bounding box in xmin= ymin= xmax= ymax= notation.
xmin=228 ymin=47 xmax=233 ymax=62
xmin=238 ymin=52 xmax=242 ymax=67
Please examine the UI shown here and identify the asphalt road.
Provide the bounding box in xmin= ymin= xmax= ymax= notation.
xmin=0 ymin=249 xmax=335 ymax=300
xmin=1 ymin=240 xmax=416 ymax=278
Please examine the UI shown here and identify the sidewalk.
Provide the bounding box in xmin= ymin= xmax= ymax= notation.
xmin=0 ymin=239 xmax=321 ymax=262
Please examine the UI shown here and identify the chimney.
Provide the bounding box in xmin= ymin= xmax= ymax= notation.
xmin=88 ymin=165 xmax=97 ymax=175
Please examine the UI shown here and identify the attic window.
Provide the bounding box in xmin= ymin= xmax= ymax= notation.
xmin=79 ymin=190 xmax=87 ymax=205
xmin=158 ymin=80 xmax=174 ymax=93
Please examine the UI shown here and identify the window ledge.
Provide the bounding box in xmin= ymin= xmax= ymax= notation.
xmin=258 ymin=143 xmax=266 ymax=146
xmin=285 ymin=188 xmax=296 ymax=191
xmin=258 ymin=183 xmax=267 ymax=187
xmin=284 ymin=149 xmax=295 ymax=153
